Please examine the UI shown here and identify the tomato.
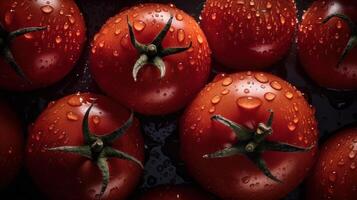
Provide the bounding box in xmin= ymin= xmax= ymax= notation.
xmin=90 ymin=3 xmax=211 ymax=115
xmin=306 ymin=127 xmax=357 ymax=200
xmin=200 ymin=0 xmax=296 ymax=70
xmin=26 ymin=93 xmax=144 ymax=200
xmin=0 ymin=0 xmax=86 ymax=91
xmin=298 ymin=0 xmax=357 ymax=90
xmin=137 ymin=185 xmax=215 ymax=200
xmin=180 ymin=72 xmax=318 ymax=200
xmin=0 ymin=101 xmax=23 ymax=188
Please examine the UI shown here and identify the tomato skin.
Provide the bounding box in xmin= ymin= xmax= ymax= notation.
xmin=306 ymin=128 xmax=357 ymax=200
xmin=0 ymin=101 xmax=23 ymax=188
xmin=90 ymin=3 xmax=211 ymax=115
xmin=298 ymin=0 xmax=357 ymax=90
xmin=0 ymin=0 xmax=86 ymax=91
xmin=138 ymin=185 xmax=215 ymax=200
xmin=200 ymin=0 xmax=296 ymax=70
xmin=26 ymin=93 xmax=144 ymax=200
xmin=180 ymin=72 xmax=318 ymax=200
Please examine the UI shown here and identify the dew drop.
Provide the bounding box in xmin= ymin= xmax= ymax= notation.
xmin=24 ymin=33 xmax=34 ymax=39
xmin=254 ymin=73 xmax=269 ymax=83
xmin=270 ymin=81 xmax=282 ymax=90
xmin=113 ymin=50 xmax=119 ymax=57
xmin=349 ymin=151 xmax=356 ymax=159
xmin=221 ymin=89 xmax=230 ymax=95
xmin=288 ymin=122 xmax=296 ymax=131
xmin=242 ymin=176 xmax=250 ymax=184
xmin=67 ymin=96 xmax=82 ymax=106
xmin=209 ymin=106 xmax=216 ymax=113
xmin=197 ymin=35 xmax=204 ymax=44
xmin=211 ymin=95 xmax=221 ymax=104
xmin=68 ymin=15 xmax=76 ymax=24
xmin=64 ymin=23 xmax=69 ymax=30
xmin=266 ymin=2 xmax=272 ymax=9
xmin=244 ymin=89 xmax=250 ymax=94
xmin=285 ymin=92 xmax=293 ymax=99
xmin=264 ymin=92 xmax=276 ymax=101
xmin=177 ymin=29 xmax=185 ymax=42
xmin=177 ymin=62 xmax=184 ymax=71
xmin=222 ymin=77 xmax=233 ymax=86
xmin=133 ymin=20 xmax=146 ymax=31
xmin=236 ymin=96 xmax=262 ymax=110
xmin=351 ymin=162 xmax=356 ymax=170
xmin=4 ymin=11 xmax=13 ymax=25
xmin=175 ymin=13 xmax=183 ymax=21
xmin=41 ymin=5 xmax=54 ymax=14
xmin=211 ymin=13 xmax=217 ymax=20
xmin=67 ymin=112 xmax=79 ymax=121
xmin=92 ymin=115 xmax=101 ymax=125
xmin=336 ymin=20 xmax=342 ymax=29
xmin=55 ymin=36 xmax=62 ymax=44
xmin=328 ymin=171 xmax=337 ymax=182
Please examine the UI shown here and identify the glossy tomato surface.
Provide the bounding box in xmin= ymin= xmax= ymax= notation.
xmin=137 ymin=185 xmax=214 ymax=200
xmin=26 ymin=93 xmax=144 ymax=200
xmin=180 ymin=72 xmax=318 ymax=200
xmin=0 ymin=0 xmax=86 ymax=91
xmin=90 ymin=3 xmax=211 ymax=115
xmin=298 ymin=0 xmax=357 ymax=90
xmin=306 ymin=127 xmax=357 ymax=200
xmin=201 ymin=0 xmax=297 ymax=70
xmin=0 ymin=101 xmax=23 ymax=188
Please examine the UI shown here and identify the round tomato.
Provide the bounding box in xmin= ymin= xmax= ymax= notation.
xmin=298 ymin=0 xmax=357 ymax=90
xmin=306 ymin=127 xmax=357 ymax=200
xmin=138 ymin=185 xmax=215 ymax=200
xmin=90 ymin=3 xmax=211 ymax=115
xmin=0 ymin=101 xmax=23 ymax=188
xmin=200 ymin=0 xmax=296 ymax=70
xmin=0 ymin=0 xmax=86 ymax=91
xmin=180 ymin=72 xmax=318 ymax=200
xmin=26 ymin=93 xmax=144 ymax=200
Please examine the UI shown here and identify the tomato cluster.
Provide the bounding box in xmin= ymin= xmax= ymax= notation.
xmin=0 ymin=0 xmax=357 ymax=200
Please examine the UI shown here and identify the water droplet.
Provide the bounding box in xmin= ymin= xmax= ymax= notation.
xmin=249 ymin=1 xmax=255 ymax=6
xmin=288 ymin=122 xmax=296 ymax=131
xmin=222 ymin=77 xmax=233 ymax=86
xmin=236 ymin=96 xmax=262 ymax=110
xmin=280 ymin=15 xmax=286 ymax=25
xmin=336 ymin=20 xmax=342 ymax=29
xmin=244 ymin=89 xmax=250 ymax=94
xmin=55 ymin=36 xmax=62 ymax=44
xmin=264 ymin=92 xmax=276 ymax=101
xmin=120 ymin=34 xmax=130 ymax=48
xmin=133 ymin=20 xmax=146 ymax=31
xmin=99 ymin=41 xmax=105 ymax=48
xmin=270 ymin=81 xmax=282 ymax=90
xmin=211 ymin=13 xmax=217 ymax=20
xmin=4 ymin=11 xmax=13 ymax=25
xmin=254 ymin=73 xmax=269 ymax=83
xmin=197 ymin=35 xmax=203 ymax=44
xmin=221 ymin=89 xmax=230 ymax=95
xmin=41 ymin=5 xmax=54 ymax=14
xmin=24 ymin=33 xmax=34 ymax=39
xmin=211 ymin=95 xmax=221 ymax=104
xmin=67 ymin=96 xmax=83 ymax=107
xmin=337 ymin=159 xmax=345 ymax=166
xmin=177 ymin=62 xmax=184 ymax=71
xmin=293 ymin=117 xmax=299 ymax=124
xmin=67 ymin=112 xmax=79 ymax=121
xmin=349 ymin=151 xmax=356 ymax=159
xmin=209 ymin=106 xmax=215 ymax=113
xmin=68 ymin=15 xmax=76 ymax=24
xmin=242 ymin=176 xmax=250 ymax=184
xmin=92 ymin=115 xmax=101 ymax=125
xmin=64 ymin=23 xmax=69 ymax=30
xmin=285 ymin=92 xmax=293 ymax=99
xmin=237 ymin=0 xmax=245 ymax=5
xmin=266 ymin=2 xmax=272 ymax=9
xmin=328 ymin=171 xmax=337 ymax=182
xmin=175 ymin=13 xmax=183 ymax=21
xmin=177 ymin=29 xmax=185 ymax=43
xmin=351 ymin=162 xmax=356 ymax=170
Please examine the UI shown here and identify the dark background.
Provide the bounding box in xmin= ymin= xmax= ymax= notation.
xmin=1 ymin=0 xmax=357 ymax=199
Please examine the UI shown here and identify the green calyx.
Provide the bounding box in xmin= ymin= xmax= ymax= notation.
xmin=48 ymin=105 xmax=143 ymax=199
xmin=0 ymin=22 xmax=46 ymax=82
xmin=203 ymin=110 xmax=313 ymax=182
xmin=323 ymin=13 xmax=357 ymax=67
xmin=127 ymin=14 xmax=192 ymax=82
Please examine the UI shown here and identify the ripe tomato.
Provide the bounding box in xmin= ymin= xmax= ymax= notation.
xmin=180 ymin=72 xmax=318 ymax=200
xmin=0 ymin=101 xmax=23 ymax=188
xmin=0 ymin=0 xmax=86 ymax=91
xmin=26 ymin=93 xmax=144 ymax=200
xmin=138 ymin=185 xmax=215 ymax=200
xmin=200 ymin=0 xmax=296 ymax=70
xmin=306 ymin=127 xmax=357 ymax=200
xmin=298 ymin=0 xmax=357 ymax=90
xmin=90 ymin=3 xmax=211 ymax=115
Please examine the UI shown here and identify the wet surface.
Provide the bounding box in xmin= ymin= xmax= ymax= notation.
xmin=1 ymin=0 xmax=357 ymax=199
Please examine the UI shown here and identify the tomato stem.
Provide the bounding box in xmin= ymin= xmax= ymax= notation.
xmin=0 ymin=22 xmax=46 ymax=82
xmin=204 ymin=110 xmax=313 ymax=183
xmin=323 ymin=13 xmax=357 ymax=67
xmin=48 ymin=104 xmax=143 ymax=199
xmin=127 ymin=14 xmax=191 ymax=82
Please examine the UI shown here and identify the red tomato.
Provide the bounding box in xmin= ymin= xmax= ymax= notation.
xmin=138 ymin=185 xmax=215 ymax=200
xmin=200 ymin=0 xmax=296 ymax=70
xmin=298 ymin=0 xmax=357 ymax=90
xmin=306 ymin=127 xmax=357 ymax=200
xmin=26 ymin=93 xmax=144 ymax=200
xmin=0 ymin=0 xmax=86 ymax=91
xmin=180 ymin=72 xmax=318 ymax=200
xmin=90 ymin=3 xmax=211 ymax=115
xmin=0 ymin=101 xmax=23 ymax=188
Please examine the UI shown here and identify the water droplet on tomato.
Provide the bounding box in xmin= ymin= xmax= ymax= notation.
xmin=280 ymin=15 xmax=286 ymax=25
xmin=336 ymin=20 xmax=342 ymax=29
xmin=197 ymin=35 xmax=204 ymax=44
xmin=64 ymin=23 xmax=69 ymax=30
xmin=221 ymin=89 xmax=230 ymax=95
xmin=55 ymin=36 xmax=62 ymax=44
xmin=222 ymin=77 xmax=233 ymax=86
xmin=68 ymin=15 xmax=76 ymax=24
xmin=254 ymin=73 xmax=269 ymax=83
xmin=66 ymin=112 xmax=79 ymax=121
xmin=24 ymin=33 xmax=34 ymax=39
xmin=209 ymin=106 xmax=216 ymax=113
xmin=115 ymin=28 xmax=121 ymax=35
xmin=237 ymin=0 xmax=245 ymax=5
xmin=244 ymin=89 xmax=250 ymax=94
xmin=177 ymin=62 xmax=184 ymax=71
xmin=236 ymin=96 xmax=262 ymax=110
xmin=285 ymin=92 xmax=293 ymax=99
xmin=133 ymin=20 xmax=146 ymax=31
xmin=249 ymin=1 xmax=255 ymax=6
xmin=211 ymin=95 xmax=221 ymax=104
xmin=175 ymin=13 xmax=183 ymax=21
xmin=288 ymin=122 xmax=296 ymax=131
xmin=92 ymin=115 xmax=101 ymax=125
xmin=4 ymin=11 xmax=13 ymax=25
xmin=349 ymin=151 xmax=356 ymax=159
xmin=113 ymin=50 xmax=119 ymax=57
xmin=121 ymin=34 xmax=130 ymax=48
xmin=211 ymin=13 xmax=217 ymax=20
xmin=328 ymin=171 xmax=337 ymax=182
xmin=264 ymin=92 xmax=276 ymax=101
xmin=177 ymin=29 xmax=185 ymax=43
xmin=41 ymin=5 xmax=54 ymax=14
xmin=351 ymin=162 xmax=356 ymax=170
xmin=242 ymin=176 xmax=250 ymax=184
xmin=266 ymin=2 xmax=272 ymax=9
xmin=270 ymin=81 xmax=282 ymax=90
